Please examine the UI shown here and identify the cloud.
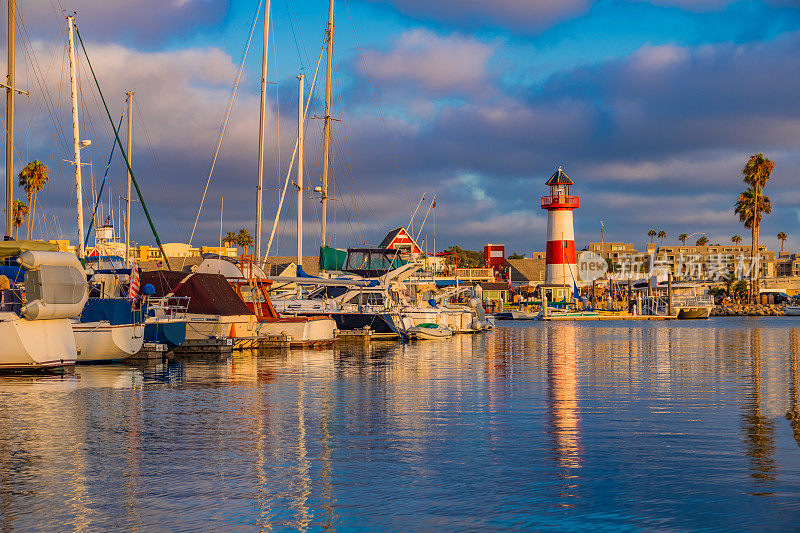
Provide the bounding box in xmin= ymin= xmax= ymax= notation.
xmin=20 ymin=0 xmax=229 ymax=46
xmin=358 ymin=30 xmax=497 ymax=97
xmin=363 ymin=0 xmax=591 ymax=32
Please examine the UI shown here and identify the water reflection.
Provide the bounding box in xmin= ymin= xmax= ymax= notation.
xmin=546 ymin=324 xmax=581 ymax=506
xmin=0 ymin=320 xmax=799 ymax=530
xmin=743 ymin=329 xmax=778 ymax=494
xmin=787 ymin=328 xmax=800 ymax=447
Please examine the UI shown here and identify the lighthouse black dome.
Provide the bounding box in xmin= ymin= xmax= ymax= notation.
xmin=546 ymin=166 xmax=573 ymax=186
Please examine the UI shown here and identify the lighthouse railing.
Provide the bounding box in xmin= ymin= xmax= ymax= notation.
xmin=540 ymin=195 xmax=579 ymax=208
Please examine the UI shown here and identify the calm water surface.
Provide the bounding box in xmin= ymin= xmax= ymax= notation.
xmin=2 ymin=318 xmax=800 ymax=531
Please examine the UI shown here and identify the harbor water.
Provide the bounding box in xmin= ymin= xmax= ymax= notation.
xmin=1 ymin=318 xmax=800 ymax=531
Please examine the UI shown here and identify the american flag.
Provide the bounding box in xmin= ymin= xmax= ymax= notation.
xmin=128 ymin=262 xmax=140 ymax=300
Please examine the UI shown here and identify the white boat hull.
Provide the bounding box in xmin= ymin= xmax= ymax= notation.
xmin=403 ymin=309 xmax=478 ymax=333
xmin=408 ymin=326 xmax=453 ymax=340
xmin=785 ymin=306 xmax=800 ymax=316
xmin=258 ymin=317 xmax=336 ymax=346
xmin=73 ymin=322 xmax=145 ymax=362
xmin=183 ymin=314 xmax=336 ymax=346
xmin=0 ymin=313 xmax=78 ymax=369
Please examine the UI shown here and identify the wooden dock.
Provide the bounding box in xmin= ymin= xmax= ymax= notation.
xmin=173 ymin=338 xmax=234 ymax=355
xmin=335 ymin=328 xmax=374 ymax=342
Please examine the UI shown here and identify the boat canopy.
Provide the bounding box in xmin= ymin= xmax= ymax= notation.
xmin=141 ymin=270 xmax=253 ymax=316
xmin=343 ymin=248 xmax=407 ymax=278
xmin=80 ymin=298 xmax=141 ymax=325
xmin=0 ymin=240 xmax=58 ymax=259
xmin=319 ymin=246 xmax=347 ymax=271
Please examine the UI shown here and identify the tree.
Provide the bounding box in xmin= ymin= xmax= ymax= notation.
xmin=17 ymin=160 xmax=49 ymax=240
xmin=444 ymin=245 xmax=484 ymax=268
xmin=647 ymin=229 xmax=657 ymax=243
xmin=738 ymin=153 xmax=774 ymax=302
xmin=722 ymin=271 xmax=737 ymax=296
xmin=732 ymin=235 xmax=742 ymax=245
xmin=778 ymin=231 xmax=787 ymax=253
xmin=508 ymin=252 xmax=526 ymax=259
xmin=223 ymin=231 xmax=237 ymax=248
xmin=679 ymin=233 xmax=688 ymax=245
xmin=657 ymin=230 xmax=667 ymax=246
xmin=12 ymin=200 xmax=28 ymax=240
xmin=696 ymin=236 xmax=709 ymax=246
xmin=236 ymin=228 xmax=253 ymax=255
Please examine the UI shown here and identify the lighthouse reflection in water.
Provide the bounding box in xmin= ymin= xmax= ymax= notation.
xmin=1 ymin=320 xmax=800 ymax=531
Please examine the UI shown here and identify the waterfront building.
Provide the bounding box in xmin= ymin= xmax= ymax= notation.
xmin=379 ymin=227 xmax=423 ymax=258
xmin=776 ymin=252 xmax=800 ymax=277
xmin=541 ymin=166 xmax=579 ymax=300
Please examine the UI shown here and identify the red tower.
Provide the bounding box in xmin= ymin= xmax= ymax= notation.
xmin=541 ymin=166 xmax=579 ymax=299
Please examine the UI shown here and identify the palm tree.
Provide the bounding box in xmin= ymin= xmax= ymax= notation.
xmin=12 ymin=200 xmax=28 ymax=240
xmin=737 ymin=153 xmax=774 ymax=301
xmin=223 ymin=231 xmax=237 ymax=249
xmin=777 ymin=231 xmax=787 ymax=253
xmin=696 ymin=236 xmax=709 ymax=246
xmin=732 ymin=235 xmax=742 ymax=245
xmin=679 ymin=233 xmax=688 ymax=245
xmin=657 ymin=230 xmax=667 ymax=246
xmin=17 ymin=160 xmax=49 ymax=240
xmin=236 ymin=228 xmax=253 ymax=256
xmin=647 ymin=229 xmax=657 ymax=243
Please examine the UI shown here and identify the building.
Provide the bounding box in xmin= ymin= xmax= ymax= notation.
xmin=506 ymin=254 xmax=546 ymax=285
xmin=776 ymin=252 xmax=800 ymax=277
xmin=585 ymin=242 xmax=637 ymax=264
xmin=379 ymin=227 xmax=422 ymax=257
xmin=484 ymin=244 xmax=505 ymax=279
xmin=541 ymin=166 xmax=579 ymax=300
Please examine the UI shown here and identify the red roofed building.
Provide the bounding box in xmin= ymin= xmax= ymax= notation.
xmin=379 ymin=227 xmax=423 ymax=257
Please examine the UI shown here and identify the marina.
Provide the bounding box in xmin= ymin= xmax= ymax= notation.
xmin=0 ymin=0 xmax=799 ymax=529
xmin=1 ymin=319 xmax=799 ymax=530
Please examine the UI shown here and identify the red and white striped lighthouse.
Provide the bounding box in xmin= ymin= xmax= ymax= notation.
xmin=541 ymin=166 xmax=579 ymax=295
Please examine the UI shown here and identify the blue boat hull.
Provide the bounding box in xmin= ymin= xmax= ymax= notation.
xmin=144 ymin=321 xmax=187 ymax=349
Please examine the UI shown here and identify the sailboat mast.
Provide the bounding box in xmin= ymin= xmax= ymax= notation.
xmin=125 ymin=91 xmax=133 ymax=263
xmin=254 ymin=0 xmax=271 ymax=260
xmin=67 ymin=16 xmax=85 ymax=259
xmin=4 ymin=0 xmax=14 ymax=240
xmin=297 ymin=74 xmax=304 ymax=268
xmin=320 ymin=0 xmax=334 ymax=248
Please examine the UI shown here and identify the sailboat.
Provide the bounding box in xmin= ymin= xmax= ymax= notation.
xmin=61 ymin=16 xmax=143 ymax=361
xmin=0 ymin=5 xmax=90 ymax=370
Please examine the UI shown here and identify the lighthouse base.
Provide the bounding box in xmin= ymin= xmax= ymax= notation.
xmin=540 ymin=283 xmax=574 ymax=304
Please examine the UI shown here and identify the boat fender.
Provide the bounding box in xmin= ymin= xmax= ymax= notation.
xmin=21 ymin=300 xmax=85 ymax=320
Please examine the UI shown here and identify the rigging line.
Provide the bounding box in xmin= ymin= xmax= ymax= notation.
xmin=74 ymin=23 xmax=172 ymax=270
xmin=85 ymin=103 xmax=126 ymax=249
xmin=135 ymin=98 xmax=183 ymax=248
xmin=264 ymin=37 xmax=326 ymax=259
xmin=282 ymin=0 xmax=306 ymax=68
xmin=343 ymin=0 xmax=413 ymax=211
xmin=15 ymin=11 xmax=70 ymax=156
xmin=186 ymin=0 xmax=264 ymax=260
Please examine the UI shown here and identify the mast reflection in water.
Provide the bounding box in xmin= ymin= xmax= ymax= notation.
xmin=0 ymin=318 xmax=799 ymax=530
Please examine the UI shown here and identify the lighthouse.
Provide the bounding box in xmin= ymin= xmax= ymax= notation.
xmin=541 ymin=166 xmax=579 ymax=301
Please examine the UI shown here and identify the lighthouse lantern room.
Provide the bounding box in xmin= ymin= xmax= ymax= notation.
xmin=540 ymin=166 xmax=579 ymax=303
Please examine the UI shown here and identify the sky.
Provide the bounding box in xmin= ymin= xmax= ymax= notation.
xmin=4 ymin=0 xmax=800 ymax=257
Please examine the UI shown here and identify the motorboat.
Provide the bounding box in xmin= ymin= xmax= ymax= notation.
xmin=494 ymin=310 xmax=538 ymax=320
xmin=195 ymin=257 xmax=336 ymax=346
xmin=0 ymin=246 xmax=88 ymax=370
xmin=784 ymin=306 xmax=800 ymax=316
xmin=406 ymin=323 xmax=453 ymax=340
xmin=142 ymin=267 xmax=335 ymax=348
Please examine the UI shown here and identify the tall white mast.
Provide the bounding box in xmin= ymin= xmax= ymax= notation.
xmin=320 ymin=0 xmax=334 ymax=249
xmin=4 ymin=0 xmax=15 ymax=240
xmin=297 ymin=75 xmax=304 ymax=269
xmin=254 ymin=0 xmax=271 ymax=260
xmin=67 ymin=16 xmax=85 ymax=259
xmin=125 ymin=91 xmax=133 ymax=263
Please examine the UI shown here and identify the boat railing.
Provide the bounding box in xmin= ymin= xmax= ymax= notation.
xmin=147 ymin=296 xmax=191 ymax=320
xmin=672 ymin=294 xmax=714 ymax=307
